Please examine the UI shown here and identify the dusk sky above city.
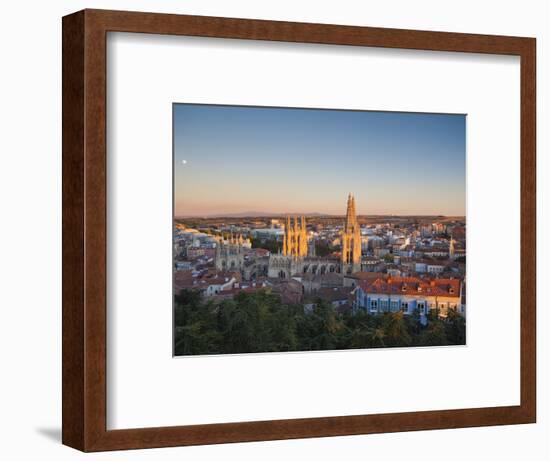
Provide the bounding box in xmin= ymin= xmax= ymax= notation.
xmin=174 ymin=104 xmax=466 ymax=217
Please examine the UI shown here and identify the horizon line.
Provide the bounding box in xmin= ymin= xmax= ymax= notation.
xmin=175 ymin=213 xmax=466 ymax=219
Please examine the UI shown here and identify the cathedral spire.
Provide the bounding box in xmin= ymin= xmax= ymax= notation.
xmin=300 ymin=216 xmax=308 ymax=257
xmin=283 ymin=215 xmax=291 ymax=256
xmin=342 ymin=193 xmax=362 ymax=273
xmin=345 ymin=192 xmax=357 ymax=231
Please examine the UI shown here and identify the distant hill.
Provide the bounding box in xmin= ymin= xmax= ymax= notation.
xmin=178 ymin=211 xmax=332 ymax=218
xmin=175 ymin=212 xmax=465 ymax=220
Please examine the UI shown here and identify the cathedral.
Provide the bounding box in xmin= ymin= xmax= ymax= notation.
xmin=214 ymin=195 xmax=363 ymax=280
xmin=267 ymin=194 xmax=362 ymax=279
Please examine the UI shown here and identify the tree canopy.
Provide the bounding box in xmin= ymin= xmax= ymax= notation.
xmin=174 ymin=289 xmax=466 ymax=356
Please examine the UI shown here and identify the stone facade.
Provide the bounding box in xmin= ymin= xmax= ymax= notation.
xmin=214 ymin=234 xmax=248 ymax=271
xmin=267 ymin=254 xmax=341 ymax=279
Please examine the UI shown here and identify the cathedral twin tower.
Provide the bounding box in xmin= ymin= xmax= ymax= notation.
xmin=282 ymin=215 xmax=308 ymax=258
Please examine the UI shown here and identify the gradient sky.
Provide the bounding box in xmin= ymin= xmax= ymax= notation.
xmin=174 ymin=104 xmax=465 ymax=217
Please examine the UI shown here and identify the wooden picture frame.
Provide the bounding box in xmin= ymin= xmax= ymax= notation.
xmin=62 ymin=9 xmax=536 ymax=452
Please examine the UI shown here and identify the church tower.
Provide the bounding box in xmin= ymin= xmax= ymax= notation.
xmin=449 ymin=236 xmax=456 ymax=260
xmin=283 ymin=215 xmax=308 ymax=259
xmin=215 ymin=233 xmax=245 ymax=271
xmin=341 ymin=193 xmax=362 ymax=273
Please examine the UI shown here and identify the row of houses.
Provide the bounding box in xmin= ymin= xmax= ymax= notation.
xmin=300 ymin=272 xmax=465 ymax=318
xmin=174 ymin=268 xmax=465 ymax=319
xmin=353 ymin=276 xmax=465 ymax=318
xmin=174 ymin=269 xmax=303 ymax=304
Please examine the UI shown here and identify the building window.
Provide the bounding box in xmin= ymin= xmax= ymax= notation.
xmin=370 ymin=300 xmax=378 ymax=311
xmin=418 ymin=302 xmax=425 ymax=313
xmin=401 ymin=302 xmax=408 ymax=313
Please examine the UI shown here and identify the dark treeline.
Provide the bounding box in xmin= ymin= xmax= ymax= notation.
xmin=174 ymin=290 xmax=466 ymax=356
xmin=250 ymin=237 xmax=281 ymax=254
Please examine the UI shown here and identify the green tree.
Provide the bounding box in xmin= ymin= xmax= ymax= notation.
xmin=382 ymin=312 xmax=412 ymax=347
xmin=314 ymin=242 xmax=332 ymax=257
xmin=445 ymin=309 xmax=466 ymax=345
xmin=417 ymin=320 xmax=448 ymax=346
xmin=251 ymin=237 xmax=281 ymax=254
xmin=173 ymin=289 xmax=465 ymax=355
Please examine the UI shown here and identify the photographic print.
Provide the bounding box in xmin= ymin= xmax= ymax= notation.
xmin=173 ymin=104 xmax=466 ymax=356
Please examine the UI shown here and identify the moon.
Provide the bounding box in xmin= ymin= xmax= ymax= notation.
xmin=182 ymin=159 xmax=187 ymax=165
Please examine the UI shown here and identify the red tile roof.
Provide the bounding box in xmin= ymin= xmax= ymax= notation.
xmin=358 ymin=276 xmax=460 ymax=298
xmin=347 ymin=272 xmax=389 ymax=281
